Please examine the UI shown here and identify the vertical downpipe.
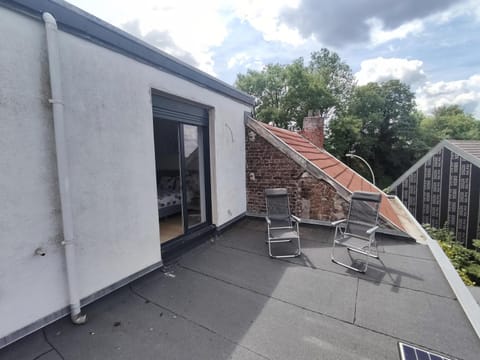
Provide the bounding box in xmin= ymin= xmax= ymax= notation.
xmin=43 ymin=12 xmax=86 ymax=324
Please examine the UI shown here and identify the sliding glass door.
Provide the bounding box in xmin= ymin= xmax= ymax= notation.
xmin=152 ymin=93 xmax=211 ymax=245
xmin=182 ymin=124 xmax=206 ymax=229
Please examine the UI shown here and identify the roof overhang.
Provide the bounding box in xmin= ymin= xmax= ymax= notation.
xmin=1 ymin=0 xmax=255 ymax=106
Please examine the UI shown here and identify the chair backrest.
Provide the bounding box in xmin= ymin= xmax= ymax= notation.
xmin=265 ymin=188 xmax=292 ymax=226
xmin=345 ymin=191 xmax=381 ymax=237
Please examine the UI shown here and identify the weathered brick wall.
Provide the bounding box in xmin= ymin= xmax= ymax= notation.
xmin=299 ymin=115 xmax=324 ymax=148
xmin=246 ymin=128 xmax=347 ymax=221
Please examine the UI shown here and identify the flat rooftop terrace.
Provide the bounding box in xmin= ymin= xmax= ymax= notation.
xmin=1 ymin=218 xmax=479 ymax=360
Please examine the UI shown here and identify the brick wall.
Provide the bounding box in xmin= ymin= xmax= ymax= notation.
xmin=299 ymin=115 xmax=324 ymax=149
xmin=246 ymin=128 xmax=347 ymax=221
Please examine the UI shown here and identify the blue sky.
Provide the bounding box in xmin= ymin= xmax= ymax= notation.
xmin=69 ymin=0 xmax=480 ymax=117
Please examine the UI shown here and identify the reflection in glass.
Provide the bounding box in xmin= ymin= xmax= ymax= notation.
xmin=183 ymin=124 xmax=206 ymax=228
xmin=153 ymin=120 xmax=184 ymax=243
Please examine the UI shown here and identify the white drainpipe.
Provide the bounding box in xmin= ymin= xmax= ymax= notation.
xmin=43 ymin=12 xmax=86 ymax=325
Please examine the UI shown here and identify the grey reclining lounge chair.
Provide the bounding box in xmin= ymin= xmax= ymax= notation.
xmin=265 ymin=188 xmax=301 ymax=258
xmin=331 ymin=191 xmax=381 ymax=273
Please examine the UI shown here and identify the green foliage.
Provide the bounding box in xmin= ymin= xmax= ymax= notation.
xmin=419 ymin=105 xmax=480 ymax=147
xmin=236 ymin=64 xmax=289 ymax=127
xmin=236 ymin=49 xmax=480 ymax=187
xmin=327 ymin=80 xmax=427 ymax=188
xmin=235 ymin=49 xmax=354 ymax=128
xmin=308 ymin=49 xmax=355 ymax=116
xmin=424 ymin=224 xmax=480 ymax=286
xmin=466 ymin=264 xmax=480 ymax=285
xmin=325 ymin=115 xmax=362 ymax=157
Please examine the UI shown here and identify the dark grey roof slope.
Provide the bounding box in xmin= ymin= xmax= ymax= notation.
xmin=448 ymin=140 xmax=480 ymax=160
xmin=0 ymin=0 xmax=255 ymax=106
xmin=389 ymin=139 xmax=480 ymax=190
xmin=1 ymin=220 xmax=480 ymax=359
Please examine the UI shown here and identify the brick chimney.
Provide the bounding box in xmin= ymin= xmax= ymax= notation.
xmin=300 ymin=112 xmax=324 ymax=148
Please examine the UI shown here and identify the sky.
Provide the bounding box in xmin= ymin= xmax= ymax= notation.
xmin=68 ymin=0 xmax=480 ymax=117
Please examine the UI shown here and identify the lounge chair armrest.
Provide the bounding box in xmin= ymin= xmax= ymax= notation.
xmin=291 ymin=215 xmax=301 ymax=223
xmin=265 ymin=216 xmax=271 ymax=225
xmin=366 ymin=226 xmax=379 ymax=235
xmin=332 ymin=219 xmax=346 ymax=227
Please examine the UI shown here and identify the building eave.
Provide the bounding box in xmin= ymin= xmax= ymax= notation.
xmin=0 ymin=0 xmax=255 ymax=106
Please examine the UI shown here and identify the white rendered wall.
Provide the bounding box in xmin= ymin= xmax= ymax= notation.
xmin=0 ymin=7 xmax=249 ymax=340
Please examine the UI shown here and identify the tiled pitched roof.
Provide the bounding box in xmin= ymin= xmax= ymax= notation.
xmin=261 ymin=123 xmax=404 ymax=231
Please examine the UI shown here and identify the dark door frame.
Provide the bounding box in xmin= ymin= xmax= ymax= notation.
xmin=152 ymin=92 xmax=213 ymax=254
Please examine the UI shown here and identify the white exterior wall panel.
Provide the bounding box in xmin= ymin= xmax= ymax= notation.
xmin=0 ymin=6 xmax=250 ymax=341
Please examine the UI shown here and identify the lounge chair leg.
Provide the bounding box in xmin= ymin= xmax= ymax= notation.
xmin=331 ymin=258 xmax=366 ymax=273
xmin=267 ymin=237 xmax=301 ymax=259
xmin=347 ymin=247 xmax=379 ymax=259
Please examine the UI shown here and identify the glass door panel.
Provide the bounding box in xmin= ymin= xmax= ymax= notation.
xmin=153 ymin=120 xmax=184 ymax=243
xmin=182 ymin=124 xmax=206 ymax=228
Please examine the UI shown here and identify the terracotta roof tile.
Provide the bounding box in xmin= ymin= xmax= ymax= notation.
xmin=304 ymin=153 xmax=332 ymax=162
xmin=290 ymin=144 xmax=319 ymax=153
xmin=259 ymin=122 xmax=404 ymax=231
xmin=307 ymin=156 xmax=336 ymax=166
xmin=334 ymin=168 xmax=354 ymax=185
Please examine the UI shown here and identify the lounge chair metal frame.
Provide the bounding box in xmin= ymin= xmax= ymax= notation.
xmin=265 ymin=188 xmax=301 ymax=258
xmin=331 ymin=191 xmax=381 ymax=273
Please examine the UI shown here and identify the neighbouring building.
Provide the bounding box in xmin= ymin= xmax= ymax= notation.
xmin=389 ymin=139 xmax=480 ymax=248
xmin=245 ymin=115 xmax=406 ymax=232
xmin=0 ymin=0 xmax=253 ymax=347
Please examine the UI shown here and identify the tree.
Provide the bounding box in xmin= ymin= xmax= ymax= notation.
xmin=326 ymin=80 xmax=426 ymax=187
xmin=235 ymin=64 xmax=289 ymax=126
xmin=325 ymin=115 xmax=362 ymax=157
xmin=235 ymin=49 xmax=354 ymax=128
xmin=308 ymin=49 xmax=355 ymax=116
xmin=283 ymin=58 xmax=335 ymax=126
xmin=419 ymin=105 xmax=480 ymax=147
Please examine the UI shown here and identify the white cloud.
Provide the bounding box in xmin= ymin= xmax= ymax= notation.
xmin=280 ymin=0 xmax=465 ymax=48
xmin=366 ymin=0 xmax=480 ymax=47
xmin=355 ymin=57 xmax=426 ymax=86
xmin=227 ymin=52 xmax=264 ymax=71
xmin=69 ymin=0 xmax=307 ymax=75
xmin=232 ymin=0 xmax=304 ymax=46
xmin=431 ymin=0 xmax=480 ymax=23
xmin=227 ymin=52 xmax=249 ymax=69
xmin=63 ymin=0 xmax=480 ymax=111
xmin=355 ymin=58 xmax=480 ymax=117
xmin=417 ymin=75 xmax=480 ymax=117
xmin=367 ymin=18 xmax=424 ymax=46
xmin=69 ymin=0 xmax=233 ymax=75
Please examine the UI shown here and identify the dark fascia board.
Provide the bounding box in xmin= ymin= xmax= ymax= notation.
xmin=1 ymin=0 xmax=255 ymax=106
xmin=388 ymin=139 xmax=480 ymax=191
